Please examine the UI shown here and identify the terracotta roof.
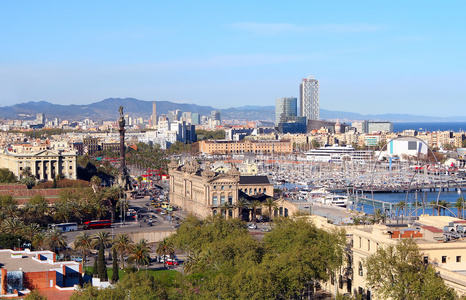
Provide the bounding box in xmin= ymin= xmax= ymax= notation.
xmin=421 ymin=225 xmax=443 ymax=233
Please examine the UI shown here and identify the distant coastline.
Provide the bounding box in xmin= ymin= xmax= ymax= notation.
xmin=393 ymin=122 xmax=466 ymax=133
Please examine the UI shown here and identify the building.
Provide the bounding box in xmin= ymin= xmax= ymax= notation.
xmin=199 ymin=139 xmax=293 ymax=155
xmin=36 ymin=113 xmax=45 ymax=125
xmin=191 ymin=113 xmax=201 ymax=125
xmin=300 ymin=76 xmax=319 ymax=121
xmin=275 ymin=97 xmax=297 ymax=126
xmin=151 ymin=101 xmax=157 ymax=127
xmin=0 ymin=249 xmax=81 ymax=296
xmin=0 ymin=148 xmax=77 ymax=181
xmin=168 ymin=159 xmax=273 ymax=219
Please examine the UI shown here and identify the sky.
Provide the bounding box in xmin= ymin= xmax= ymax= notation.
xmin=0 ymin=0 xmax=465 ymax=117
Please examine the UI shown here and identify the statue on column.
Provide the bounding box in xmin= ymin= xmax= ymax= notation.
xmin=118 ymin=106 xmax=129 ymax=190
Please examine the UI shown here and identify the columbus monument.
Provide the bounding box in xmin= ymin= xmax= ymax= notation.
xmin=118 ymin=105 xmax=129 ymax=189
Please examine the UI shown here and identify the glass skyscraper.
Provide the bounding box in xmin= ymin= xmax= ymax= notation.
xmin=275 ymin=97 xmax=297 ymax=126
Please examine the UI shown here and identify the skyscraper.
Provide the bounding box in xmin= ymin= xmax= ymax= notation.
xmin=275 ymin=97 xmax=297 ymax=126
xmin=300 ymin=76 xmax=319 ymax=120
xmin=151 ymin=101 xmax=157 ymax=127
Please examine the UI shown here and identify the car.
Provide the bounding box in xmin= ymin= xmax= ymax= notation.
xmin=247 ymin=223 xmax=257 ymax=229
xmin=261 ymin=227 xmax=272 ymax=232
xmin=166 ymin=260 xmax=179 ymax=266
xmin=173 ymin=224 xmax=180 ymax=229
xmin=160 ymin=211 xmax=167 ymax=215
xmin=147 ymin=222 xmax=153 ymax=227
xmin=145 ymin=203 xmax=150 ymax=206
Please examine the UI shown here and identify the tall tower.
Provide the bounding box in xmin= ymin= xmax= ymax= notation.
xmin=275 ymin=97 xmax=297 ymax=126
xmin=300 ymin=76 xmax=319 ymax=120
xmin=151 ymin=101 xmax=157 ymax=127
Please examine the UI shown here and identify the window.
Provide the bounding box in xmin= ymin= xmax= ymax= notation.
xmin=221 ymin=186 xmax=225 ymax=190
xmin=367 ymin=239 xmax=370 ymax=251
xmin=359 ymin=237 xmax=362 ymax=248
xmin=220 ymin=195 xmax=225 ymax=204
xmin=457 ymin=256 xmax=462 ymax=263
xmin=228 ymin=196 xmax=233 ymax=205
xmin=442 ymin=256 xmax=447 ymax=263
xmin=358 ymin=262 xmax=363 ymax=276
xmin=214 ymin=186 xmax=217 ymax=189
xmin=424 ymin=256 xmax=429 ymax=264
xmin=212 ymin=196 xmax=218 ymax=206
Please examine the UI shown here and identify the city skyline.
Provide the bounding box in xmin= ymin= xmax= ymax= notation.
xmin=0 ymin=1 xmax=465 ymax=117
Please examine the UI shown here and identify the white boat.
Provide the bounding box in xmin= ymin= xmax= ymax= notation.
xmin=323 ymin=194 xmax=349 ymax=207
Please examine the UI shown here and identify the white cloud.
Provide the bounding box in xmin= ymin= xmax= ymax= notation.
xmin=231 ymin=22 xmax=381 ymax=35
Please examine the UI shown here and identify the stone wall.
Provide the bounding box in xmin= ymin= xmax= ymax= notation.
xmin=128 ymin=230 xmax=175 ymax=244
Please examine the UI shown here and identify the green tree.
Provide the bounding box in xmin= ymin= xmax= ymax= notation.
xmin=112 ymin=247 xmax=119 ymax=283
xmin=97 ymin=243 xmax=108 ymax=281
xmin=263 ymin=197 xmax=278 ymax=223
xmin=455 ymin=197 xmax=465 ymax=219
xmin=74 ymin=232 xmax=93 ymax=267
xmin=45 ymin=228 xmax=68 ymax=253
xmin=235 ymin=197 xmax=249 ymax=220
xmin=365 ymin=238 xmax=456 ymax=300
xmin=92 ymin=231 xmax=112 ymax=250
xmin=113 ymin=234 xmax=133 ymax=269
xmin=155 ymin=238 xmax=174 ymax=268
xmin=0 ymin=168 xmax=17 ymax=183
xmin=92 ymin=257 xmax=99 ymax=277
xmin=24 ymin=289 xmax=47 ymax=300
xmin=249 ymin=200 xmax=261 ymax=223
xmin=90 ymin=175 xmax=102 ymax=194
xmin=128 ymin=240 xmax=151 ymax=271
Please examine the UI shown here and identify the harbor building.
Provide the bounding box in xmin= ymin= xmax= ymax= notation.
xmin=300 ymin=76 xmax=319 ymax=121
xmin=168 ymin=159 xmax=273 ymax=219
xmin=199 ymin=139 xmax=293 ymax=155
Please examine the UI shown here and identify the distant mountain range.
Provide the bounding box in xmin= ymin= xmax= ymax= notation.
xmin=0 ymin=98 xmax=465 ymax=123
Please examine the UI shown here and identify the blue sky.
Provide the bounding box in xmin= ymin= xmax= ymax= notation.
xmin=0 ymin=1 xmax=465 ymax=117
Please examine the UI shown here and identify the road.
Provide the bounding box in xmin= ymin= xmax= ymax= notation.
xmin=64 ymin=194 xmax=181 ymax=244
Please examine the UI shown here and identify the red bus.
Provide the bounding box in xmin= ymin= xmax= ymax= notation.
xmin=83 ymin=220 xmax=112 ymax=230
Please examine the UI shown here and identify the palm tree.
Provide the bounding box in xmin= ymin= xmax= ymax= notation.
xmin=90 ymin=175 xmax=102 ymax=194
xmin=372 ymin=208 xmax=385 ymax=225
xmin=113 ymin=234 xmax=133 ymax=269
xmin=439 ymin=200 xmax=450 ymax=216
xmin=32 ymin=232 xmax=45 ymax=251
xmin=396 ymin=201 xmax=406 ymax=224
xmin=455 ymin=197 xmax=465 ymax=219
xmin=103 ymin=186 xmax=124 ymax=223
xmin=430 ymin=200 xmax=439 ymax=216
xmin=249 ymin=200 xmax=261 ymax=223
xmin=45 ymin=228 xmax=68 ymax=253
xmin=155 ymin=238 xmax=174 ymax=268
xmin=128 ymin=240 xmax=151 ymax=271
xmin=235 ymin=197 xmax=249 ymax=220
xmin=219 ymin=202 xmax=233 ymax=218
xmin=22 ymin=223 xmax=40 ymax=242
xmin=136 ymin=176 xmax=143 ymax=190
xmin=74 ymin=232 xmax=93 ymax=266
xmin=183 ymin=250 xmax=201 ymax=275
xmin=92 ymin=231 xmax=112 ymax=249
xmin=2 ymin=218 xmax=25 ymax=236
xmin=263 ymin=197 xmax=277 ymax=224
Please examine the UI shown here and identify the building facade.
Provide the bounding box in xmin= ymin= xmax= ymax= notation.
xmin=275 ymin=97 xmax=297 ymax=126
xmin=168 ymin=159 xmax=273 ymax=219
xmin=199 ymin=139 xmax=293 ymax=155
xmin=0 ymin=149 xmax=77 ymax=181
xmin=300 ymin=76 xmax=319 ymax=121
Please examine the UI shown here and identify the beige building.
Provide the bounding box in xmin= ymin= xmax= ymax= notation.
xmin=0 ymin=148 xmax=77 ymax=181
xmin=199 ymin=139 xmax=293 ymax=155
xmin=168 ymin=159 xmax=273 ymax=220
xmin=316 ymin=215 xmax=466 ymax=299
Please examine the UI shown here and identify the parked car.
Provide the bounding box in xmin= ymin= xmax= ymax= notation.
xmin=166 ymin=260 xmax=179 ymax=266
xmin=247 ymin=223 xmax=257 ymax=229
xmin=261 ymin=227 xmax=272 ymax=232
